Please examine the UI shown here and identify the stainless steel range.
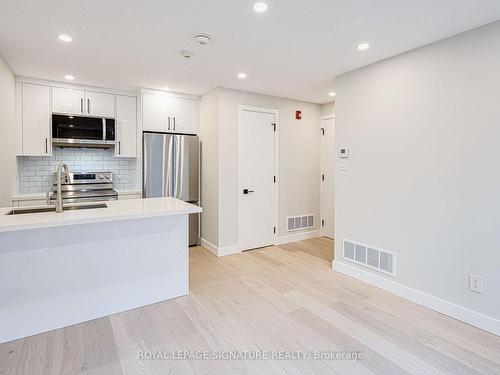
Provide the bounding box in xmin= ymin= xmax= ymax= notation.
xmin=50 ymin=171 xmax=118 ymax=203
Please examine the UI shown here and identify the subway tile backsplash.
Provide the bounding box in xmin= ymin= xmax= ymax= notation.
xmin=17 ymin=148 xmax=138 ymax=194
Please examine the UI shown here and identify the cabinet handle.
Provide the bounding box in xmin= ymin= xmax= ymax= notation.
xmin=80 ymin=98 xmax=83 ymax=113
xmin=118 ymin=141 xmax=121 ymax=155
xmin=173 ymin=117 xmax=176 ymax=131
xmin=45 ymin=138 xmax=48 ymax=154
xmin=87 ymin=98 xmax=90 ymax=114
xmin=168 ymin=117 xmax=171 ymax=131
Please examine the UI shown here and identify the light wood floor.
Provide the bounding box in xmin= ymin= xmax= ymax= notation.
xmin=1 ymin=237 xmax=499 ymax=375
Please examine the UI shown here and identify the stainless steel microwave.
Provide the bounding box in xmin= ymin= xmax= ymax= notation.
xmin=52 ymin=115 xmax=115 ymax=148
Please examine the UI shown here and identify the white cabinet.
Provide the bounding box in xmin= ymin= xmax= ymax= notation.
xmin=170 ymin=97 xmax=198 ymax=134
xmin=20 ymin=83 xmax=51 ymax=156
xmin=115 ymin=95 xmax=137 ymax=157
xmin=52 ymin=87 xmax=115 ymax=117
xmin=85 ymin=91 xmax=115 ymax=117
xmin=142 ymin=92 xmax=198 ymax=134
xmin=52 ymin=87 xmax=85 ymax=115
xmin=142 ymin=92 xmax=171 ymax=132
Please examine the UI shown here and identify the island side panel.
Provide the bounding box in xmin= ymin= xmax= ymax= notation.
xmin=0 ymin=214 xmax=189 ymax=344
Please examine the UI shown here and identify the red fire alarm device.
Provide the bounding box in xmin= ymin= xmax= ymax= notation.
xmin=295 ymin=110 xmax=302 ymax=120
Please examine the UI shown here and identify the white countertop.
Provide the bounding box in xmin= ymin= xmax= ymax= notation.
xmin=0 ymin=197 xmax=202 ymax=233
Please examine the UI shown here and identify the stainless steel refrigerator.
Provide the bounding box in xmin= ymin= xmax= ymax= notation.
xmin=143 ymin=132 xmax=200 ymax=245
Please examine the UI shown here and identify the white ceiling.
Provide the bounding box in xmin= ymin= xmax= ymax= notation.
xmin=0 ymin=0 xmax=499 ymax=104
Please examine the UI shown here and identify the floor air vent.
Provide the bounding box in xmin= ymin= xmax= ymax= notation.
xmin=343 ymin=239 xmax=396 ymax=276
xmin=287 ymin=214 xmax=314 ymax=231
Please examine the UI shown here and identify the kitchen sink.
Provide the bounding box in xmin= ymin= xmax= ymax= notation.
xmin=6 ymin=203 xmax=107 ymax=215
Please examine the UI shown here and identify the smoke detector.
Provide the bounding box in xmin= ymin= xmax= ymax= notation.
xmin=193 ymin=33 xmax=213 ymax=46
xmin=179 ymin=50 xmax=194 ymax=61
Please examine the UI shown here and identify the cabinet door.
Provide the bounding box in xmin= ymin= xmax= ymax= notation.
xmin=142 ymin=92 xmax=170 ymax=132
xmin=52 ymin=87 xmax=85 ymax=114
xmin=85 ymin=91 xmax=115 ymax=118
xmin=170 ymin=97 xmax=198 ymax=134
xmin=22 ymin=84 xmax=51 ymax=156
xmin=115 ymin=95 xmax=137 ymax=157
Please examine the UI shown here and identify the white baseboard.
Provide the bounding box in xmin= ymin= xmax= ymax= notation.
xmin=218 ymin=244 xmax=241 ymax=257
xmin=199 ymin=238 xmax=219 ymax=256
xmin=200 ymin=238 xmax=241 ymax=257
xmin=275 ymin=230 xmax=322 ymax=245
xmin=201 ymin=230 xmax=322 ymax=257
xmin=333 ymin=260 xmax=500 ymax=336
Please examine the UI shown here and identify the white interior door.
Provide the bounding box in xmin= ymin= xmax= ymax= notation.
xmin=239 ymin=108 xmax=277 ymax=251
xmin=321 ymin=116 xmax=335 ymax=239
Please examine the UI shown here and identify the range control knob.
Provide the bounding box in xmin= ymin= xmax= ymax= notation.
xmin=105 ymin=175 xmax=110 ymax=179
xmin=99 ymin=175 xmax=104 ymax=179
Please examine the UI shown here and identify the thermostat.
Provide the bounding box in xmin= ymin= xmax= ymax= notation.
xmin=339 ymin=148 xmax=349 ymax=158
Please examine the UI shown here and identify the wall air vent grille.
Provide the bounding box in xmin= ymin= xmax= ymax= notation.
xmin=343 ymin=239 xmax=396 ymax=276
xmin=287 ymin=214 xmax=314 ymax=231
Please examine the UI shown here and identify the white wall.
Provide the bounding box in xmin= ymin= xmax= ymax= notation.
xmin=0 ymin=55 xmax=16 ymax=206
xmin=217 ymin=88 xmax=322 ymax=247
xmin=199 ymin=89 xmax=220 ymax=247
xmin=199 ymin=88 xmax=322 ymax=250
xmin=335 ymin=22 xmax=500 ymax=331
xmin=321 ymin=101 xmax=335 ymax=115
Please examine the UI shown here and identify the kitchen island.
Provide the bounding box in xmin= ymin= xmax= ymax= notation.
xmin=0 ymin=197 xmax=202 ymax=344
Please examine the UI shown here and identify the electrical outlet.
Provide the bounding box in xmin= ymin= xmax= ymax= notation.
xmin=469 ymin=274 xmax=483 ymax=293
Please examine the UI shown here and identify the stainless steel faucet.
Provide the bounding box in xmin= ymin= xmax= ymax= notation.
xmin=55 ymin=162 xmax=69 ymax=213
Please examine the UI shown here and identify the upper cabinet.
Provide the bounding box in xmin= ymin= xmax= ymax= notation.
xmin=16 ymin=80 xmax=197 ymax=159
xmin=52 ymin=87 xmax=84 ymax=115
xmin=85 ymin=91 xmax=115 ymax=117
xmin=18 ymin=83 xmax=51 ymax=156
xmin=142 ymin=91 xmax=198 ymax=134
xmin=142 ymin=92 xmax=171 ymax=132
xmin=170 ymin=96 xmax=198 ymax=134
xmin=115 ymin=95 xmax=137 ymax=158
xmin=52 ymin=87 xmax=115 ymax=117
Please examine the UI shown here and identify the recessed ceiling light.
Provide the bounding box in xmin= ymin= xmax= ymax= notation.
xmin=58 ymin=34 xmax=72 ymax=42
xmin=64 ymin=75 xmax=74 ymax=81
xmin=253 ymin=2 xmax=268 ymax=13
xmin=329 ymin=92 xmax=336 ymax=97
xmin=357 ymin=42 xmax=370 ymax=51
xmin=237 ymin=72 xmax=247 ymax=79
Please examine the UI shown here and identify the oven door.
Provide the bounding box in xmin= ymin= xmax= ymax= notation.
xmin=52 ymin=115 xmax=115 ymax=147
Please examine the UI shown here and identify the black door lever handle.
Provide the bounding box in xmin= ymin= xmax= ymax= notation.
xmin=243 ymin=189 xmax=254 ymax=194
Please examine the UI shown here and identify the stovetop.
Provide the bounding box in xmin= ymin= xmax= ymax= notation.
xmin=51 ymin=171 xmax=118 ymax=202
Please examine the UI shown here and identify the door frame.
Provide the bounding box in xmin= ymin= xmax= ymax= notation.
xmin=320 ymin=113 xmax=335 ymax=238
xmin=237 ymin=105 xmax=280 ymax=251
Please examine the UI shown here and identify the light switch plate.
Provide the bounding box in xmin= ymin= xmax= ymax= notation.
xmin=339 ymin=148 xmax=349 ymax=158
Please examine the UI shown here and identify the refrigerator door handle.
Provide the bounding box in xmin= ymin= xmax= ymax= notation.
xmin=166 ymin=136 xmax=176 ymax=196
xmin=174 ymin=135 xmax=183 ymax=199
